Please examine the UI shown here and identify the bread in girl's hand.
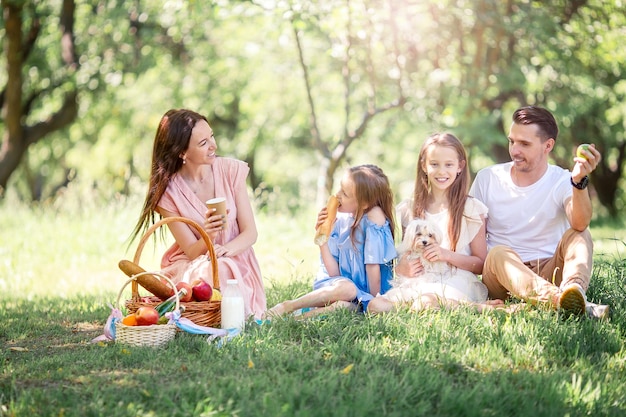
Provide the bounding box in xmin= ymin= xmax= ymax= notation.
xmin=314 ymin=195 xmax=339 ymax=245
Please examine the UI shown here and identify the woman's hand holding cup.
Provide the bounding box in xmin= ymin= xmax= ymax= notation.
xmin=205 ymin=197 xmax=228 ymax=235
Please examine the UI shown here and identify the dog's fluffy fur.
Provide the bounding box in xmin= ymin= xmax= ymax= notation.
xmin=392 ymin=218 xmax=448 ymax=286
xmin=383 ymin=218 xmax=452 ymax=305
xmin=383 ymin=218 xmax=484 ymax=308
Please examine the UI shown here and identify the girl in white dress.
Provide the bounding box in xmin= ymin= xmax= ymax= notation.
xmin=368 ymin=132 xmax=502 ymax=313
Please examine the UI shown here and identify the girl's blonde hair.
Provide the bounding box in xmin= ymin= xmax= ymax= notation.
xmin=412 ymin=133 xmax=470 ymax=251
xmin=348 ymin=164 xmax=396 ymax=244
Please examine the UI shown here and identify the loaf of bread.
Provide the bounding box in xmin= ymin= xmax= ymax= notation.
xmin=118 ymin=260 xmax=174 ymax=300
xmin=314 ymin=195 xmax=339 ymax=245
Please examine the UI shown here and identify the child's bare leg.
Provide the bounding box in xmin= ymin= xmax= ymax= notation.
xmin=265 ymin=280 xmax=356 ymax=318
xmin=411 ymin=294 xmax=443 ymax=311
xmin=472 ymin=300 xmax=521 ymax=313
xmin=367 ymin=297 xmax=396 ymax=314
xmin=298 ymin=300 xmax=356 ymax=319
xmin=424 ymin=295 xmax=512 ymax=313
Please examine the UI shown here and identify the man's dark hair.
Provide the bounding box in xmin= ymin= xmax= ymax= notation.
xmin=512 ymin=106 xmax=558 ymax=142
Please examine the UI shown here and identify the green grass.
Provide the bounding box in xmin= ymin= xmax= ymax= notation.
xmin=1 ymin=192 xmax=626 ymax=416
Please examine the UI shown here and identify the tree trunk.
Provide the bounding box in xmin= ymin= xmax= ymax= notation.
xmin=0 ymin=0 xmax=79 ymax=197
xmin=0 ymin=2 xmax=27 ymax=193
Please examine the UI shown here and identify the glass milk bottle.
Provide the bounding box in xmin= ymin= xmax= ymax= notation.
xmin=221 ymin=279 xmax=245 ymax=331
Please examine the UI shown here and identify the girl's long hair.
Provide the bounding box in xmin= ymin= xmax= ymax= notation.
xmin=130 ymin=109 xmax=208 ymax=243
xmin=412 ymin=133 xmax=469 ymax=251
xmin=349 ymin=164 xmax=396 ymax=244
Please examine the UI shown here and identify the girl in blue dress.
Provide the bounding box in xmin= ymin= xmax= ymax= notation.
xmin=266 ymin=164 xmax=397 ymax=318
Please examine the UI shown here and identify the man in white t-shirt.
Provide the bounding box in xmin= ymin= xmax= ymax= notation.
xmin=469 ymin=106 xmax=606 ymax=317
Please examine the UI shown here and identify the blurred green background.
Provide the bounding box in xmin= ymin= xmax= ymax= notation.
xmin=1 ymin=0 xmax=624 ymax=217
xmin=1 ymin=1 xmax=624 ymax=296
xmin=2 ymin=6 xmax=625 ymax=416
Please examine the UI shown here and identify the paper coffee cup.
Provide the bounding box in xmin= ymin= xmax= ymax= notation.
xmin=206 ymin=197 xmax=227 ymax=228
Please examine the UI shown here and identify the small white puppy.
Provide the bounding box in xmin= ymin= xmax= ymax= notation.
xmin=383 ymin=219 xmax=488 ymax=307
xmin=395 ymin=218 xmax=447 ymax=279
xmin=384 ymin=219 xmax=451 ymax=304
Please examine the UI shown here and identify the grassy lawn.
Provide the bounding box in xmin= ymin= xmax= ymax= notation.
xmin=1 ymin=193 xmax=625 ymax=416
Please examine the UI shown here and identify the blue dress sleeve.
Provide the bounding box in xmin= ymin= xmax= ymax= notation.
xmin=363 ymin=217 xmax=397 ymax=296
xmin=363 ymin=217 xmax=397 ymax=265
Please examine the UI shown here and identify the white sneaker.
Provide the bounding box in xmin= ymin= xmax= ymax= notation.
xmin=585 ymin=302 xmax=610 ymax=320
xmin=558 ymin=284 xmax=586 ymax=316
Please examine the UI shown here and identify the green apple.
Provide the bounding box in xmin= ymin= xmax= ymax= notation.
xmin=576 ymin=144 xmax=591 ymax=160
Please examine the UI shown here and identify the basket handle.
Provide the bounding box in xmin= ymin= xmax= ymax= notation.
xmin=131 ymin=216 xmax=219 ymax=296
xmin=117 ymin=271 xmax=180 ymax=313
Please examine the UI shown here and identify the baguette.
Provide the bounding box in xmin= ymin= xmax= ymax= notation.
xmin=314 ymin=195 xmax=339 ymax=245
xmin=118 ymin=260 xmax=174 ymax=300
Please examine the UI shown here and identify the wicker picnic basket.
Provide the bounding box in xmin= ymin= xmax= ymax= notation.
xmin=124 ymin=216 xmax=221 ymax=328
xmin=115 ymin=272 xmax=178 ymax=347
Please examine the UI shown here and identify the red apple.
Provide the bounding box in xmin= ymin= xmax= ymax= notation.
xmin=176 ymin=282 xmax=193 ymax=302
xmin=192 ymin=279 xmax=213 ymax=302
xmin=134 ymin=306 xmax=159 ymax=326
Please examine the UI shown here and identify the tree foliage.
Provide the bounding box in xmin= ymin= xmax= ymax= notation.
xmin=1 ymin=0 xmax=624 ymax=217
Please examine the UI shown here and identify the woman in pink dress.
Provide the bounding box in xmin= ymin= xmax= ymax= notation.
xmin=130 ymin=109 xmax=266 ymax=319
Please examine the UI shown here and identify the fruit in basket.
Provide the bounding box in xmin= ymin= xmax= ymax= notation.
xmin=122 ymin=314 xmax=138 ymax=326
xmin=176 ymin=282 xmax=194 ymax=302
xmin=134 ymin=306 xmax=159 ymax=326
xmin=210 ymin=289 xmax=222 ymax=302
xmin=192 ymin=279 xmax=213 ymax=301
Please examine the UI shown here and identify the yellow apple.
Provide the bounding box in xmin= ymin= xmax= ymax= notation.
xmin=576 ymin=144 xmax=591 ymax=160
xmin=210 ymin=289 xmax=222 ymax=302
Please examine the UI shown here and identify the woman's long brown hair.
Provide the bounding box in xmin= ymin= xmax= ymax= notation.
xmin=412 ymin=133 xmax=470 ymax=251
xmin=129 ymin=109 xmax=208 ymax=244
